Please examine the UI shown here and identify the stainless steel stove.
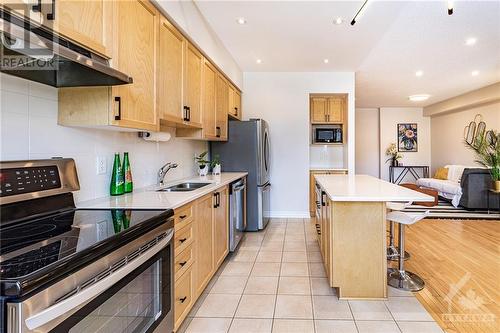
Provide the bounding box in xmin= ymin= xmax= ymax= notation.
xmin=0 ymin=159 xmax=174 ymax=333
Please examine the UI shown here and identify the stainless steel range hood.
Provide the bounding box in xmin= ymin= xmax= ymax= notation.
xmin=0 ymin=9 xmax=132 ymax=87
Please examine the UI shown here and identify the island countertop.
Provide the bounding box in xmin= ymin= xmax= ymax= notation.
xmin=314 ymin=174 xmax=434 ymax=202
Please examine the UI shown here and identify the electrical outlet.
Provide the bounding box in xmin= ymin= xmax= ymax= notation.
xmin=96 ymin=156 xmax=107 ymax=175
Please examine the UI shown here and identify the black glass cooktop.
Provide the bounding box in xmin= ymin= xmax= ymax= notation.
xmin=0 ymin=209 xmax=170 ymax=281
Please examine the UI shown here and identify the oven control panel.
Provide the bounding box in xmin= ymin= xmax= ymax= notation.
xmin=0 ymin=166 xmax=61 ymax=197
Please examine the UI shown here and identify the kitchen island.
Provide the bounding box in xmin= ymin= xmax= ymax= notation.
xmin=314 ymin=174 xmax=434 ymax=300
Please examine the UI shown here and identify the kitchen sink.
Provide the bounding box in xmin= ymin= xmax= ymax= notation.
xmin=157 ymin=182 xmax=212 ymax=192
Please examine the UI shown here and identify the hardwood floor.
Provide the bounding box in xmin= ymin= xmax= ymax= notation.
xmin=390 ymin=219 xmax=500 ymax=333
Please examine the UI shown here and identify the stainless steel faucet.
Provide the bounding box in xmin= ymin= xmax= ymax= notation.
xmin=158 ymin=162 xmax=178 ymax=186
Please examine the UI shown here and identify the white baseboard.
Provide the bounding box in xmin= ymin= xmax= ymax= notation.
xmin=264 ymin=211 xmax=311 ymax=218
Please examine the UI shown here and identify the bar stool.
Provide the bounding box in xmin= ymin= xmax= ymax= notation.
xmin=386 ymin=202 xmax=411 ymax=261
xmin=387 ymin=210 xmax=429 ymax=291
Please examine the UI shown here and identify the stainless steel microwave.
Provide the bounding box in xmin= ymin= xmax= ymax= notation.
xmin=313 ymin=127 xmax=343 ymax=143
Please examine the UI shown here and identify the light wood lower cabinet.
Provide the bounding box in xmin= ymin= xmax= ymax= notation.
xmin=172 ymin=184 xmax=232 ymax=331
xmin=310 ymin=170 xmax=348 ymax=217
xmin=174 ymin=264 xmax=194 ymax=329
xmin=213 ymin=186 xmax=229 ymax=268
xmin=193 ymin=193 xmax=215 ymax=297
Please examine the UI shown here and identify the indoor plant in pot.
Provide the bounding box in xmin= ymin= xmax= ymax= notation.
xmin=195 ymin=151 xmax=210 ymax=176
xmin=465 ymin=130 xmax=500 ymax=191
xmin=211 ymin=154 xmax=221 ymax=175
xmin=385 ymin=143 xmax=403 ymax=166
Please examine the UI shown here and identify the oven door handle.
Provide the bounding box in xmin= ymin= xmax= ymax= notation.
xmin=25 ymin=229 xmax=174 ymax=330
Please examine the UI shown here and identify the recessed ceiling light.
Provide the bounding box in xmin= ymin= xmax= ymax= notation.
xmin=415 ymin=70 xmax=423 ymax=77
xmin=256 ymin=59 xmax=262 ymax=64
xmin=236 ymin=17 xmax=247 ymax=25
xmin=408 ymin=94 xmax=430 ymax=102
xmin=333 ymin=17 xmax=344 ymax=25
xmin=465 ymin=37 xmax=477 ymax=46
xmin=471 ymin=70 xmax=479 ymax=76
xmin=323 ymin=59 xmax=329 ymax=64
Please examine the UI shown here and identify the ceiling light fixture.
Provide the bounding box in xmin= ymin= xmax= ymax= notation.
xmin=256 ymin=59 xmax=262 ymax=64
xmin=236 ymin=17 xmax=247 ymax=25
xmin=471 ymin=70 xmax=479 ymax=76
xmin=408 ymin=94 xmax=431 ymax=102
xmin=323 ymin=59 xmax=329 ymax=64
xmin=333 ymin=17 xmax=344 ymax=25
xmin=415 ymin=70 xmax=423 ymax=77
xmin=448 ymin=0 xmax=453 ymax=15
xmin=465 ymin=37 xmax=477 ymax=46
xmin=350 ymin=0 xmax=370 ymax=26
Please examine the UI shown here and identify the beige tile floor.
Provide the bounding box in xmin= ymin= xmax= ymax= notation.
xmin=178 ymin=218 xmax=443 ymax=333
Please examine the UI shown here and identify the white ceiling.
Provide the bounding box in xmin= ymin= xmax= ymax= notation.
xmin=194 ymin=0 xmax=500 ymax=108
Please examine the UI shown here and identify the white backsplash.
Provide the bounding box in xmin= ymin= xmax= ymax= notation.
xmin=309 ymin=145 xmax=345 ymax=169
xmin=0 ymin=73 xmax=207 ymax=203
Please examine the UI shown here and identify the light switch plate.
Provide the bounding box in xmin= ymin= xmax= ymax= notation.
xmin=96 ymin=156 xmax=107 ymax=175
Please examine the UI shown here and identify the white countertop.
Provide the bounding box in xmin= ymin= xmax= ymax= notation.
xmin=77 ymin=172 xmax=247 ymax=210
xmin=314 ymin=174 xmax=434 ymax=202
xmin=310 ymin=167 xmax=348 ymax=171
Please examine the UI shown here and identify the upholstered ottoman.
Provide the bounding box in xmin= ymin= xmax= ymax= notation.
xmin=400 ymin=183 xmax=439 ymax=207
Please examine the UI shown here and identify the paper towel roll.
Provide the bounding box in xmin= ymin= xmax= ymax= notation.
xmin=139 ymin=132 xmax=171 ymax=142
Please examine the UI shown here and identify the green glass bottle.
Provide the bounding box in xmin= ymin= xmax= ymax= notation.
xmin=110 ymin=153 xmax=124 ymax=196
xmin=123 ymin=152 xmax=133 ymax=193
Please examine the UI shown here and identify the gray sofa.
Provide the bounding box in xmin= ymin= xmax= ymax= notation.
xmin=459 ymin=168 xmax=499 ymax=210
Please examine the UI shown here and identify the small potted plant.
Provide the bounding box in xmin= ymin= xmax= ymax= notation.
xmin=385 ymin=143 xmax=403 ymax=166
xmin=195 ymin=151 xmax=209 ymax=176
xmin=211 ymin=154 xmax=221 ymax=175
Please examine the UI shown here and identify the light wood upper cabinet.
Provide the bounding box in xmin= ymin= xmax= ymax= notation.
xmin=58 ymin=0 xmax=159 ymax=131
xmin=311 ymin=95 xmax=345 ymax=124
xmin=158 ymin=17 xmax=186 ymax=126
xmin=45 ymin=0 xmax=112 ymax=58
xmin=184 ymin=43 xmax=203 ymax=127
xmin=213 ymin=186 xmax=229 ymax=268
xmin=202 ymin=60 xmax=217 ymax=140
xmin=194 ymin=193 xmax=215 ymax=297
xmin=109 ymin=0 xmax=158 ymax=131
xmin=311 ymin=97 xmax=328 ymax=123
xmin=327 ymin=97 xmax=343 ymax=123
xmin=1 ymin=0 xmax=43 ymax=23
xmin=228 ymin=84 xmax=242 ymax=120
xmin=215 ymin=74 xmax=229 ymax=140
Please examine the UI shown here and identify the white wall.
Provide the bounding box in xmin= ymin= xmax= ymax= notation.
xmin=243 ymin=72 xmax=355 ymax=217
xmin=0 ymin=74 xmax=207 ymax=203
xmin=155 ymin=0 xmax=243 ymax=88
xmin=355 ymin=108 xmax=380 ymax=178
xmin=378 ymin=107 xmax=431 ymax=182
xmin=431 ymin=101 xmax=500 ymax=172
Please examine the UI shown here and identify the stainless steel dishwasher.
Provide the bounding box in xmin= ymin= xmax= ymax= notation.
xmin=229 ymin=178 xmax=246 ymax=252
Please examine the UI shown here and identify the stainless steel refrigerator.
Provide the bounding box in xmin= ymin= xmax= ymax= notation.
xmin=210 ymin=119 xmax=270 ymax=231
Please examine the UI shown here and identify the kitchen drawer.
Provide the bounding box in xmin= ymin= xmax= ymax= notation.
xmin=174 ymin=265 xmax=194 ymax=331
xmin=174 ymin=222 xmax=193 ymax=255
xmin=174 ymin=243 xmax=194 ymax=281
xmin=174 ymin=203 xmax=194 ymax=231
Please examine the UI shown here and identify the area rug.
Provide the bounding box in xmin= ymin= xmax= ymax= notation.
xmin=404 ymin=200 xmax=500 ymax=220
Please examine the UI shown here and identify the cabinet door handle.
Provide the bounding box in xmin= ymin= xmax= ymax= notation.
xmin=32 ymin=0 xmax=41 ymax=12
xmin=179 ymin=238 xmax=187 ymax=243
xmin=179 ymin=296 xmax=187 ymax=303
xmin=46 ymin=0 xmax=55 ymax=20
xmin=187 ymin=106 xmax=191 ymax=121
xmin=114 ymin=97 xmax=121 ymax=120
xmin=234 ymin=107 xmax=238 ymax=116
xmin=213 ymin=192 xmax=219 ymax=208
xmin=179 ymin=214 xmax=187 ymax=219
xmin=179 ymin=261 xmax=187 ymax=267
xmin=216 ymin=126 xmax=221 ymax=138
xmin=183 ymin=106 xmax=188 ymax=121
